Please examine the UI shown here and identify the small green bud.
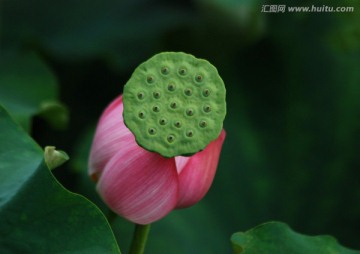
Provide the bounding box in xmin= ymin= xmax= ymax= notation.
xmin=44 ymin=146 xmax=69 ymax=170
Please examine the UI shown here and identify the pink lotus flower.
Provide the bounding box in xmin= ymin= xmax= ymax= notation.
xmin=88 ymin=95 xmax=226 ymax=225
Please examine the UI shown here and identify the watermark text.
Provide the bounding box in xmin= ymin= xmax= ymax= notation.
xmin=261 ymin=5 xmax=354 ymax=13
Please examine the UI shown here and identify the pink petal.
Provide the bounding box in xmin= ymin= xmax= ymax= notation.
xmin=88 ymin=96 xmax=134 ymax=180
xmin=97 ymin=142 xmax=179 ymax=225
xmin=175 ymin=130 xmax=226 ymax=208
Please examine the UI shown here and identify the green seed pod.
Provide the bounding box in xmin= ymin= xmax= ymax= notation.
xmin=123 ymin=52 xmax=226 ymax=158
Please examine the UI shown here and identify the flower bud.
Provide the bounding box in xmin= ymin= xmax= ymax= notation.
xmin=44 ymin=146 xmax=69 ymax=170
xmin=88 ymin=96 xmax=225 ymax=224
xmin=88 ymin=52 xmax=226 ymax=224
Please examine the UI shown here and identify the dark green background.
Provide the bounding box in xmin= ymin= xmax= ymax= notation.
xmin=1 ymin=0 xmax=359 ymax=253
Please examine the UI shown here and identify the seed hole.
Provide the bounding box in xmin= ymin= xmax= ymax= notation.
xmin=203 ymin=89 xmax=210 ymax=97
xmin=199 ymin=120 xmax=207 ymax=128
xmin=148 ymin=128 xmax=156 ymax=135
xmin=168 ymin=83 xmax=176 ymax=91
xmin=186 ymin=130 xmax=194 ymax=137
xmin=203 ymin=105 xmax=211 ymax=113
xmin=159 ymin=118 xmax=167 ymax=125
xmin=153 ymin=106 xmax=160 ymax=112
xmin=137 ymin=92 xmax=145 ymax=100
xmin=170 ymin=102 xmax=177 ymax=109
xmin=184 ymin=88 xmax=192 ymax=96
xmin=186 ymin=108 xmax=194 ymax=116
xmin=167 ymin=135 xmax=175 ymax=143
xmin=153 ymin=91 xmax=161 ymax=99
xmin=174 ymin=121 xmax=181 ymax=128
xmin=178 ymin=68 xmax=187 ymax=76
xmin=161 ymin=67 xmax=169 ymax=75
xmin=147 ymin=76 xmax=155 ymax=84
xmin=138 ymin=112 xmax=146 ymax=119
xmin=195 ymin=74 xmax=203 ymax=83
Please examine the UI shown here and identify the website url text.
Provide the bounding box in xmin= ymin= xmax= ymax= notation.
xmin=261 ymin=5 xmax=354 ymax=13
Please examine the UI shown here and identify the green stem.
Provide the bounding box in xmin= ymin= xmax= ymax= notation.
xmin=129 ymin=224 xmax=151 ymax=254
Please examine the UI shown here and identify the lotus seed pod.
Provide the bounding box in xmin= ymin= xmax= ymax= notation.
xmin=123 ymin=52 xmax=226 ymax=158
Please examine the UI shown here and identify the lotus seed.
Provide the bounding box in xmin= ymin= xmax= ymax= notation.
xmin=186 ymin=130 xmax=194 ymax=137
xmin=184 ymin=88 xmax=192 ymax=96
xmin=161 ymin=67 xmax=170 ymax=75
xmin=153 ymin=106 xmax=160 ymax=112
xmin=186 ymin=109 xmax=194 ymax=116
xmin=159 ymin=118 xmax=167 ymax=125
xmin=170 ymin=102 xmax=177 ymax=109
xmin=138 ymin=112 xmax=146 ymax=119
xmin=147 ymin=76 xmax=155 ymax=84
xmin=203 ymin=89 xmax=210 ymax=97
xmin=203 ymin=105 xmax=211 ymax=113
xmin=195 ymin=74 xmax=203 ymax=83
xmin=199 ymin=120 xmax=207 ymax=128
xmin=167 ymin=135 xmax=175 ymax=143
xmin=153 ymin=92 xmax=161 ymax=99
xmin=148 ymin=128 xmax=156 ymax=135
xmin=137 ymin=92 xmax=145 ymax=100
xmin=178 ymin=68 xmax=187 ymax=76
xmin=168 ymin=83 xmax=176 ymax=91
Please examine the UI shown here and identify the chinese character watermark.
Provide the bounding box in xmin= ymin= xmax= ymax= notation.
xmin=261 ymin=5 xmax=286 ymax=13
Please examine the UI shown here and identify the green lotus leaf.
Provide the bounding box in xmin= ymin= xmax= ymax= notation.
xmin=0 ymin=51 xmax=68 ymax=132
xmin=231 ymin=222 xmax=360 ymax=254
xmin=0 ymin=105 xmax=120 ymax=253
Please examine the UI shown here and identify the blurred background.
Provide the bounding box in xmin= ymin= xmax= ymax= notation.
xmin=1 ymin=0 xmax=359 ymax=253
